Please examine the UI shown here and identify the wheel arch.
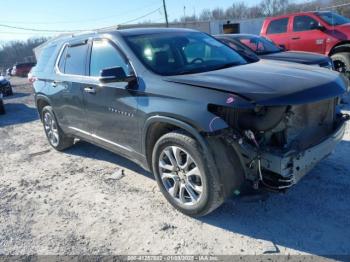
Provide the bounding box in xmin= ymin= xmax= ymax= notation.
xmin=142 ymin=116 xmax=213 ymax=172
xmin=329 ymin=41 xmax=350 ymax=56
xmin=143 ymin=115 xmax=246 ymax=199
xmin=35 ymin=94 xmax=52 ymax=121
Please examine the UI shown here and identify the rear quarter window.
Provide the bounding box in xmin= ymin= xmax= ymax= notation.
xmin=267 ymin=18 xmax=289 ymax=34
xmin=35 ymin=45 xmax=57 ymax=72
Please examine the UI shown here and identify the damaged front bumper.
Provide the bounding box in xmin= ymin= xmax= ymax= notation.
xmin=224 ymin=114 xmax=349 ymax=191
xmin=260 ymin=118 xmax=347 ymax=189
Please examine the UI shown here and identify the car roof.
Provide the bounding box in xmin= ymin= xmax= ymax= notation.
xmin=265 ymin=11 xmax=325 ymax=20
xmin=41 ymin=27 xmax=199 ymax=49
xmin=115 ymin=27 xmax=198 ymax=36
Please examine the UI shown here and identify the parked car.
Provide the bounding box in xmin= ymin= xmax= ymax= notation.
xmin=6 ymin=67 xmax=13 ymax=76
xmin=261 ymin=11 xmax=350 ymax=75
xmin=0 ymin=76 xmax=13 ymax=96
xmin=33 ymin=28 xmax=349 ymax=216
xmin=12 ymin=62 xmax=36 ymax=77
xmin=0 ymin=92 xmax=5 ymax=115
xmin=215 ymin=34 xmax=334 ymax=69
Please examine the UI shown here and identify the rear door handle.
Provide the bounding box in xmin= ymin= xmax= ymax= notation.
xmin=291 ymin=37 xmax=300 ymax=40
xmin=84 ymin=87 xmax=96 ymax=94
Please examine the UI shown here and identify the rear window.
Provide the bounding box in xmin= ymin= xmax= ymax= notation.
xmin=267 ymin=18 xmax=289 ymax=34
xmin=59 ymin=43 xmax=88 ymax=75
xmin=36 ymin=45 xmax=56 ymax=72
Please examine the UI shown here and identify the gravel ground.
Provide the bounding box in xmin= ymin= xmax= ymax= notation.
xmin=0 ymin=77 xmax=349 ymax=257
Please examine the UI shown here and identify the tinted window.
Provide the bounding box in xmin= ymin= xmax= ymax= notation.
xmin=125 ymin=32 xmax=247 ymax=76
xmin=64 ymin=43 xmax=88 ymax=75
xmin=267 ymin=18 xmax=289 ymax=34
xmin=315 ymin=12 xmax=350 ymax=26
xmin=293 ymin=16 xmax=318 ymax=31
xmin=36 ymin=45 xmax=57 ymax=72
xmin=236 ymin=36 xmax=281 ymax=54
xmin=90 ymin=40 xmax=129 ymax=76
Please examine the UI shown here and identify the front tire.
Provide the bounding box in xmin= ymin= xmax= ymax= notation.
xmin=41 ymin=106 xmax=74 ymax=151
xmin=152 ymin=131 xmax=224 ymax=217
xmin=331 ymin=52 xmax=350 ymax=78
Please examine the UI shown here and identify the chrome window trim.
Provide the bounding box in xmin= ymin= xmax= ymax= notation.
xmin=54 ymin=37 xmax=138 ymax=80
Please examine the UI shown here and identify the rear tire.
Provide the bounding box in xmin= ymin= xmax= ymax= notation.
xmin=8 ymin=85 xmax=13 ymax=96
xmin=0 ymin=99 xmax=5 ymax=115
xmin=41 ymin=106 xmax=74 ymax=151
xmin=152 ymin=131 xmax=224 ymax=217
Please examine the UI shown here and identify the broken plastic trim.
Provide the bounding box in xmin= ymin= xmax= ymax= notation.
xmin=219 ymin=113 xmax=349 ymax=192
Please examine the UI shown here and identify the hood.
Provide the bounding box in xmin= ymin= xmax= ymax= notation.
xmin=325 ymin=24 xmax=350 ymax=41
xmin=164 ymin=60 xmax=347 ymax=106
xmin=259 ymin=51 xmax=329 ymax=65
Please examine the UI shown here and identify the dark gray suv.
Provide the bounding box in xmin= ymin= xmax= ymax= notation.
xmin=32 ymin=28 xmax=349 ymax=216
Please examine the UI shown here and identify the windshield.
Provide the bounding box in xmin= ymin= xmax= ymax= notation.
xmin=124 ymin=32 xmax=247 ymax=76
xmin=235 ymin=35 xmax=282 ymax=55
xmin=315 ymin=12 xmax=350 ymax=26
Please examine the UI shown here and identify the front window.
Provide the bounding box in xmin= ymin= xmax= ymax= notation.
xmin=124 ymin=32 xmax=247 ymax=76
xmin=236 ymin=36 xmax=282 ymax=55
xmin=293 ymin=15 xmax=319 ymax=31
xmin=315 ymin=12 xmax=350 ymax=26
xmin=90 ymin=40 xmax=129 ymax=77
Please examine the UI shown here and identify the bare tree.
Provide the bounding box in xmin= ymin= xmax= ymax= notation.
xmin=199 ymin=9 xmax=212 ymax=21
xmin=0 ymin=38 xmax=48 ymax=70
xmin=260 ymin=0 xmax=289 ymax=16
xmin=211 ymin=8 xmax=226 ymax=20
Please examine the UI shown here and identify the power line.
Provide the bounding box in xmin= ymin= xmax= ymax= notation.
xmin=0 ymin=31 xmax=53 ymax=35
xmin=119 ymin=7 xmax=162 ymax=25
xmin=0 ymin=1 xmax=161 ymax=25
xmin=319 ymin=2 xmax=350 ymax=10
xmin=0 ymin=24 xmax=81 ymax=33
xmin=0 ymin=6 xmax=163 ymax=33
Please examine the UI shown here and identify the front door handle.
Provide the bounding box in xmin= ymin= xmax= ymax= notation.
xmin=52 ymin=81 xmax=60 ymax=87
xmin=84 ymin=87 xmax=96 ymax=94
xmin=291 ymin=37 xmax=300 ymax=40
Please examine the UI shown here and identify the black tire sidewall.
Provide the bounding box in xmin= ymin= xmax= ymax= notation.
xmin=331 ymin=53 xmax=350 ymax=74
xmin=0 ymin=100 xmax=5 ymax=114
xmin=152 ymin=132 xmax=218 ymax=217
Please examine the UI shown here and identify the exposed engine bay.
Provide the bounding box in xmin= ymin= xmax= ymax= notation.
xmin=210 ymin=97 xmax=349 ymax=191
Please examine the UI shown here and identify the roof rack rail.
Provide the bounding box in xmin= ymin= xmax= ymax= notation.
xmin=71 ymin=30 xmax=98 ymax=37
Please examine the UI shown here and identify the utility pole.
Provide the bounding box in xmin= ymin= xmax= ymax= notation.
xmin=163 ymin=0 xmax=169 ymax=27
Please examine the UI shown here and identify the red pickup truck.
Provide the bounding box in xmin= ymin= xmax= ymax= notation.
xmin=261 ymin=11 xmax=350 ymax=75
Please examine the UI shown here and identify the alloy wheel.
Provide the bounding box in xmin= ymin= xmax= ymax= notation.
xmin=158 ymin=146 xmax=203 ymax=205
xmin=44 ymin=112 xmax=59 ymax=147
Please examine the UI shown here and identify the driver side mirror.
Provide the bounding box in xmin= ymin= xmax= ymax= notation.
xmin=316 ymin=23 xmax=326 ymax=31
xmin=278 ymin=44 xmax=287 ymax=51
xmin=99 ymin=66 xmax=136 ymax=83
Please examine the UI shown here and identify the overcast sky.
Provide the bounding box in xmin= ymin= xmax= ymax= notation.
xmin=0 ymin=0 xmax=306 ymax=41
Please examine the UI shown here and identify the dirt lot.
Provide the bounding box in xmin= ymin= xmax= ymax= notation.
xmin=0 ymin=77 xmax=350 ymax=257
